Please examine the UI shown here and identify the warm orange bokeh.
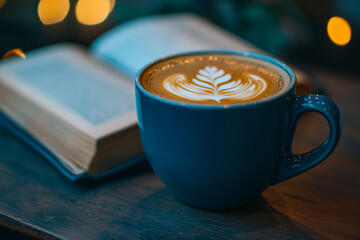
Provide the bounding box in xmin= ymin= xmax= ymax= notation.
xmin=2 ymin=49 xmax=26 ymax=60
xmin=109 ymin=0 xmax=115 ymax=12
xmin=38 ymin=0 xmax=70 ymax=25
xmin=0 ymin=0 xmax=6 ymax=8
xmin=327 ymin=16 xmax=352 ymax=46
xmin=76 ymin=0 xmax=114 ymax=26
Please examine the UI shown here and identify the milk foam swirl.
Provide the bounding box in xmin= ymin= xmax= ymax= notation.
xmin=163 ymin=66 xmax=267 ymax=103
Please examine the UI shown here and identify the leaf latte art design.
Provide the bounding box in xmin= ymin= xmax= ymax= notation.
xmin=163 ymin=66 xmax=267 ymax=103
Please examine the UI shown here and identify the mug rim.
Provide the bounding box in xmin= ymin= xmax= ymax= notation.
xmin=135 ymin=50 xmax=296 ymax=109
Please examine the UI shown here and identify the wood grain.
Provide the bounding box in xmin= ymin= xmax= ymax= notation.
xmin=0 ymin=68 xmax=359 ymax=240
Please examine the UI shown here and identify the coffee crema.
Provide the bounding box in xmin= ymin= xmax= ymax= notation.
xmin=140 ymin=53 xmax=290 ymax=105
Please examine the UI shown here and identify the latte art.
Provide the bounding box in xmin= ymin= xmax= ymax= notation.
xmin=163 ymin=66 xmax=267 ymax=103
xmin=140 ymin=53 xmax=290 ymax=105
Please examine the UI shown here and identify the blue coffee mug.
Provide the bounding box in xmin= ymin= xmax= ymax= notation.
xmin=135 ymin=51 xmax=341 ymax=210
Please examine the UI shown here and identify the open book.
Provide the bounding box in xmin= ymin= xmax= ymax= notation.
xmin=0 ymin=13 xmax=313 ymax=180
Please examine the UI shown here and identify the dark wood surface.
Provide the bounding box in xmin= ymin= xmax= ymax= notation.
xmin=0 ymin=68 xmax=359 ymax=240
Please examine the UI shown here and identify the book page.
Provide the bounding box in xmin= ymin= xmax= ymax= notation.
xmin=91 ymin=13 xmax=264 ymax=78
xmin=91 ymin=13 xmax=311 ymax=91
xmin=0 ymin=44 xmax=137 ymax=139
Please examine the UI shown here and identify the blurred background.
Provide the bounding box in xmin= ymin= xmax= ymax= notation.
xmin=0 ymin=0 xmax=359 ymax=75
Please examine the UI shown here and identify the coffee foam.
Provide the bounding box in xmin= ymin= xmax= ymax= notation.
xmin=163 ymin=66 xmax=268 ymax=103
xmin=141 ymin=54 xmax=290 ymax=105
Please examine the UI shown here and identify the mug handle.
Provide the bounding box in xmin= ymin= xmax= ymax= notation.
xmin=272 ymin=94 xmax=341 ymax=184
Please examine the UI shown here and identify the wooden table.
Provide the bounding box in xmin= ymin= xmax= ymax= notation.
xmin=0 ymin=68 xmax=359 ymax=240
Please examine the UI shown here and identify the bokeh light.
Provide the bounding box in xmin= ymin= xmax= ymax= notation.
xmin=327 ymin=16 xmax=351 ymax=46
xmin=2 ymin=49 xmax=26 ymax=60
xmin=0 ymin=0 xmax=6 ymax=9
xmin=109 ymin=0 xmax=115 ymax=12
xmin=76 ymin=0 xmax=114 ymax=26
xmin=38 ymin=0 xmax=70 ymax=25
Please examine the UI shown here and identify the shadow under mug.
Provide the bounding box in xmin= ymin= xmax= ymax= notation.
xmin=135 ymin=51 xmax=341 ymax=210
